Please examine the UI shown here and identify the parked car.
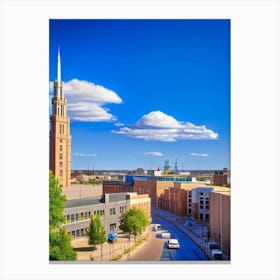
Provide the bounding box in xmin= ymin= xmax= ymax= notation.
xmin=207 ymin=242 xmax=223 ymax=260
xmin=167 ymin=239 xmax=180 ymax=249
xmin=153 ymin=224 xmax=162 ymax=232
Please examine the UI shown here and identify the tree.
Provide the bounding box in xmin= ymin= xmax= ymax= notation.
xmin=49 ymin=228 xmax=77 ymax=260
xmin=49 ymin=170 xmax=66 ymax=230
xmin=87 ymin=215 xmax=107 ymax=259
xmin=119 ymin=208 xmax=149 ymax=241
xmin=49 ymin=170 xmax=77 ymax=260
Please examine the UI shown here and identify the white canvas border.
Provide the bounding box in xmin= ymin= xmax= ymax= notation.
xmin=0 ymin=0 xmax=279 ymax=279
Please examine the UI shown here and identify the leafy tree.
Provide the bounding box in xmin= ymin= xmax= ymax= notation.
xmin=88 ymin=178 xmax=100 ymax=185
xmin=49 ymin=228 xmax=77 ymax=260
xmin=49 ymin=170 xmax=77 ymax=260
xmin=49 ymin=170 xmax=66 ymax=230
xmin=119 ymin=208 xmax=149 ymax=241
xmin=87 ymin=214 xmax=107 ymax=260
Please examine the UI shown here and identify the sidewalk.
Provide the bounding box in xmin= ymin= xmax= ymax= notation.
xmin=71 ymin=228 xmax=150 ymax=261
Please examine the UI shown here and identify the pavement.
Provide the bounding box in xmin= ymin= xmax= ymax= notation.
xmin=71 ymin=228 xmax=151 ymax=262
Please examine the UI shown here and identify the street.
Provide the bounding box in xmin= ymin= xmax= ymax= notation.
xmin=131 ymin=215 xmax=208 ymax=261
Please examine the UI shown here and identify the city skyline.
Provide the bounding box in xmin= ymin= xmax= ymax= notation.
xmin=49 ymin=19 xmax=230 ymax=170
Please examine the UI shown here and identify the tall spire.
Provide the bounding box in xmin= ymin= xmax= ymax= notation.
xmin=56 ymin=46 xmax=61 ymax=83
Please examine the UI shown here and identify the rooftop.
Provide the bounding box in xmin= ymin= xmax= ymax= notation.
xmin=65 ymin=192 xmax=130 ymax=208
xmin=65 ymin=196 xmax=102 ymax=208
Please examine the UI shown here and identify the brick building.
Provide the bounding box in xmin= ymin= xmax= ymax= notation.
xmin=103 ymin=180 xmax=133 ymax=194
xmin=158 ymin=182 xmax=204 ymax=217
xmin=209 ymin=190 xmax=231 ymax=257
xmin=213 ymin=168 xmax=230 ymax=186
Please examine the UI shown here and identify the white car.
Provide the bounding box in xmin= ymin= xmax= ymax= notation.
xmin=167 ymin=239 xmax=180 ymax=249
xmin=161 ymin=232 xmax=171 ymax=239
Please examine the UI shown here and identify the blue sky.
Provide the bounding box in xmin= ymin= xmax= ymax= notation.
xmin=49 ymin=19 xmax=230 ymax=170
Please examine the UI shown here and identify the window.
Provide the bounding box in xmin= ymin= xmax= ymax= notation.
xmin=59 ymin=170 xmax=63 ymax=176
xmin=188 ymin=208 xmax=192 ymax=214
xmin=200 ymin=214 xmax=204 ymax=220
xmin=205 ymin=214 xmax=209 ymax=220
xmin=59 ymin=153 xmax=63 ymax=160
xmin=71 ymin=214 xmax=74 ymax=222
xmin=110 ymin=223 xmax=116 ymax=231
xmin=75 ymin=213 xmax=79 ymax=221
xmin=76 ymin=230 xmax=80 ymax=237
xmin=200 ymin=204 xmax=204 ymax=209
xmin=59 ymin=162 xmax=63 ymax=167
xmin=60 ymin=145 xmax=63 ymax=151
xmin=60 ymin=139 xmax=63 ymax=143
xmin=120 ymin=206 xmax=126 ymax=213
xmin=110 ymin=208 xmax=116 ymax=215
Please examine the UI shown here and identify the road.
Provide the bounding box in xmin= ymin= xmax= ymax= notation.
xmin=157 ymin=216 xmax=208 ymax=261
xmin=131 ymin=215 xmax=208 ymax=261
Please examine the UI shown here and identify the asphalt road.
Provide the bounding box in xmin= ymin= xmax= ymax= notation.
xmin=157 ymin=216 xmax=208 ymax=261
xmin=131 ymin=216 xmax=208 ymax=261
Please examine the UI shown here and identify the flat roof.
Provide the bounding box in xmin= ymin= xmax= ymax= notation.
xmin=65 ymin=196 xmax=102 ymax=208
xmin=65 ymin=192 xmax=130 ymax=208
xmin=107 ymin=192 xmax=128 ymax=202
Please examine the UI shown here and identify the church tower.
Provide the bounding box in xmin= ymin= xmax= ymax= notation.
xmin=50 ymin=47 xmax=71 ymax=187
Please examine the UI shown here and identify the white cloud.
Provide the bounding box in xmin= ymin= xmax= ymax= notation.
xmin=190 ymin=153 xmax=210 ymax=157
xmin=49 ymin=79 xmax=123 ymax=122
xmin=145 ymin=152 xmax=163 ymax=157
xmin=67 ymin=103 xmax=116 ymax=122
xmin=114 ymin=122 xmax=125 ymax=127
xmin=112 ymin=111 xmax=218 ymax=142
xmin=73 ymin=153 xmax=97 ymax=157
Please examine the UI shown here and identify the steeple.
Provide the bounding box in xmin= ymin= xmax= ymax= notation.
xmin=56 ymin=46 xmax=61 ymax=83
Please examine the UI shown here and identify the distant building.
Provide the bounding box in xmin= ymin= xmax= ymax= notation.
xmin=209 ymin=190 xmax=231 ymax=258
xmin=49 ymin=48 xmax=71 ymax=187
xmin=213 ymin=168 xmax=230 ymax=186
xmin=133 ymin=175 xmax=192 ymax=207
xmin=158 ymin=182 xmax=200 ymax=217
xmin=103 ymin=180 xmax=134 ymax=194
xmin=64 ymin=192 xmax=151 ymax=238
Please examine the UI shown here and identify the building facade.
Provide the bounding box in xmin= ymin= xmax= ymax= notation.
xmin=158 ymin=182 xmax=199 ymax=217
xmin=209 ymin=190 xmax=231 ymax=257
xmin=213 ymin=168 xmax=230 ymax=186
xmin=50 ymin=48 xmax=71 ymax=187
xmin=103 ymin=180 xmax=134 ymax=194
xmin=64 ymin=192 xmax=151 ymax=238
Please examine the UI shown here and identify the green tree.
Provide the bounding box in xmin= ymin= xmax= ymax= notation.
xmin=119 ymin=208 xmax=149 ymax=241
xmin=87 ymin=215 xmax=107 ymax=260
xmin=49 ymin=170 xmax=66 ymax=230
xmin=49 ymin=170 xmax=77 ymax=260
xmin=49 ymin=228 xmax=77 ymax=260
